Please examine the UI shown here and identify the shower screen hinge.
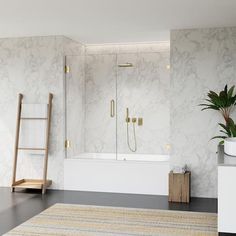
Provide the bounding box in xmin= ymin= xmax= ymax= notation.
xmin=65 ymin=65 xmax=70 ymax=74
xmin=65 ymin=140 xmax=71 ymax=148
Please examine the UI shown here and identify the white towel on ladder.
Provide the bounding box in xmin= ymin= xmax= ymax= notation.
xmin=19 ymin=104 xmax=48 ymax=155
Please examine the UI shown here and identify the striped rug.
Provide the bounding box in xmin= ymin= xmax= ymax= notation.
xmin=5 ymin=203 xmax=217 ymax=236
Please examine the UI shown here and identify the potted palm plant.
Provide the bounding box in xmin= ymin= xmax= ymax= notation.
xmin=200 ymin=85 xmax=236 ymax=156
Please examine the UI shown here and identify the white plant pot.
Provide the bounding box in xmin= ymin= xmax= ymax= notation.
xmin=224 ymin=138 xmax=236 ymax=157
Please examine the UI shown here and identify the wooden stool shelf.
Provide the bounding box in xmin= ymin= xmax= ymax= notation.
xmin=168 ymin=171 xmax=191 ymax=203
xmin=12 ymin=179 xmax=52 ymax=190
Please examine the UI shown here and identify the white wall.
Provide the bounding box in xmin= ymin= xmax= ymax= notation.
xmin=170 ymin=27 xmax=236 ymax=198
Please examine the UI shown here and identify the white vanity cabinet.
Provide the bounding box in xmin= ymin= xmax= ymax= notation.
xmin=218 ymin=146 xmax=236 ymax=233
xmin=218 ymin=166 xmax=236 ymax=233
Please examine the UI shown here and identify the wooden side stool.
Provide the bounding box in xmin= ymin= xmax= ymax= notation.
xmin=168 ymin=171 xmax=191 ymax=203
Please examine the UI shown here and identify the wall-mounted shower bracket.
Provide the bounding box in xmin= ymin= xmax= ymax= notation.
xmin=126 ymin=108 xmax=130 ymax=123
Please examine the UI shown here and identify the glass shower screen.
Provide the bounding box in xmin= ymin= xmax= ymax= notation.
xmin=65 ymin=51 xmax=170 ymax=160
xmin=65 ymin=54 xmax=116 ymax=159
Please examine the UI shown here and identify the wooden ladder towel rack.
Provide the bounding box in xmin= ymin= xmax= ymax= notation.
xmin=11 ymin=93 xmax=53 ymax=194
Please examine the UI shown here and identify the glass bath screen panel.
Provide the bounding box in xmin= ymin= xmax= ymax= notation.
xmin=84 ymin=54 xmax=116 ymax=156
xmin=65 ymin=54 xmax=117 ymax=159
xmin=65 ymin=52 xmax=170 ymax=160
xmin=65 ymin=55 xmax=85 ymax=158
xmin=116 ymin=52 xmax=170 ymax=159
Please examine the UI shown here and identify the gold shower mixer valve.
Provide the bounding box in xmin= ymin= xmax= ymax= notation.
xmin=125 ymin=108 xmax=143 ymax=125
xmin=125 ymin=116 xmax=143 ymax=126
xmin=125 ymin=117 xmax=138 ymax=123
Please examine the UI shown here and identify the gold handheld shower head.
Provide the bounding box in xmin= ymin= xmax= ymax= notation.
xmin=126 ymin=108 xmax=130 ymax=123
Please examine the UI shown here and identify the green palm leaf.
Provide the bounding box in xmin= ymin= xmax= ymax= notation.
xmin=200 ymin=84 xmax=236 ymax=141
xmin=219 ymin=123 xmax=231 ymax=135
xmin=211 ymin=136 xmax=228 ymax=140
xmin=228 ymin=85 xmax=235 ymax=98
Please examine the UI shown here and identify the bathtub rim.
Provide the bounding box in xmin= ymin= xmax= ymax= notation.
xmin=65 ymin=152 xmax=170 ymax=163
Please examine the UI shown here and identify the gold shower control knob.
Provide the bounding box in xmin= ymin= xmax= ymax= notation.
xmin=132 ymin=118 xmax=137 ymax=123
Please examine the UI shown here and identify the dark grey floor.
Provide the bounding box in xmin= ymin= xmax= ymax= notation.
xmin=0 ymin=187 xmax=217 ymax=235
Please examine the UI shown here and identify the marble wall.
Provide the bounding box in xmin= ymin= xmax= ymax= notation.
xmin=116 ymin=52 xmax=170 ymax=155
xmin=0 ymin=36 xmax=83 ymax=188
xmin=170 ymin=27 xmax=236 ymax=198
xmin=84 ymin=43 xmax=170 ymax=155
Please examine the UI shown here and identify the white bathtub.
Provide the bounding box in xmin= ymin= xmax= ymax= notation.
xmin=72 ymin=152 xmax=169 ymax=162
xmin=64 ymin=153 xmax=170 ymax=195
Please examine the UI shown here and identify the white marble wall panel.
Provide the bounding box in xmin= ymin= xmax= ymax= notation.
xmin=170 ymin=27 xmax=236 ymax=198
xmin=63 ymin=37 xmax=85 ymax=56
xmin=117 ymin=52 xmax=170 ymax=155
xmin=0 ymin=36 xmax=83 ymax=189
xmin=84 ymin=44 xmax=170 ymax=155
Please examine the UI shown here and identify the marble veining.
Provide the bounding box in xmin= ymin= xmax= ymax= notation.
xmin=85 ymin=54 xmax=116 ymax=153
xmin=1 ymin=29 xmax=234 ymax=198
xmin=116 ymin=52 xmax=170 ymax=155
xmin=170 ymin=27 xmax=236 ymax=198
xmin=0 ymin=36 xmax=83 ymax=189
xmin=83 ymin=45 xmax=170 ymax=155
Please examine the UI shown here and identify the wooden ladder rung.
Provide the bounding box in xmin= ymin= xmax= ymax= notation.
xmin=18 ymin=147 xmax=46 ymax=151
xmin=21 ymin=118 xmax=48 ymax=120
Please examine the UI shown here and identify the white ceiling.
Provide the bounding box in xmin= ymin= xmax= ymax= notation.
xmin=0 ymin=0 xmax=236 ymax=44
